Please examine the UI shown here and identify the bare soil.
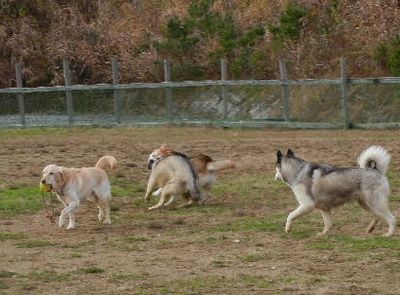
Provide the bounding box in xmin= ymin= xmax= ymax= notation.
xmin=1 ymin=127 xmax=400 ymax=295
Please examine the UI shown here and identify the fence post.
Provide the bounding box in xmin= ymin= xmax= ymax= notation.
xmin=15 ymin=63 xmax=26 ymax=127
xmin=279 ymin=59 xmax=291 ymax=122
xmin=164 ymin=59 xmax=173 ymax=122
xmin=340 ymin=57 xmax=350 ymax=128
xmin=63 ymin=58 xmax=74 ymax=125
xmin=112 ymin=57 xmax=121 ymax=124
xmin=221 ymin=58 xmax=228 ymax=120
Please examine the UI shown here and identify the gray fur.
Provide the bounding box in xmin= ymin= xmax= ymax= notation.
xmin=275 ymin=146 xmax=396 ymax=237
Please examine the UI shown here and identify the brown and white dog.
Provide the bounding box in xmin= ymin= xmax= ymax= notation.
xmin=41 ymin=156 xmax=117 ymax=229
xmin=148 ymin=145 xmax=235 ymax=206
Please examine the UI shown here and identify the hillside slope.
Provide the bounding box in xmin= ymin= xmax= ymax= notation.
xmin=1 ymin=0 xmax=400 ymax=87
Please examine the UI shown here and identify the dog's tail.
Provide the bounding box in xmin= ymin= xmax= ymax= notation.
xmin=357 ymin=146 xmax=390 ymax=174
xmin=95 ymin=155 xmax=118 ymax=171
xmin=207 ymin=160 xmax=235 ymax=172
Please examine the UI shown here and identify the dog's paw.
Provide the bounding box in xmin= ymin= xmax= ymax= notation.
xmin=58 ymin=218 xmax=66 ymax=228
xmin=103 ymin=219 xmax=112 ymax=225
xmin=316 ymin=232 xmax=326 ymax=236
xmin=66 ymin=223 xmax=76 ymax=230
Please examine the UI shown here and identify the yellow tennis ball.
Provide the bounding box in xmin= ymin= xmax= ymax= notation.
xmin=39 ymin=183 xmax=51 ymax=192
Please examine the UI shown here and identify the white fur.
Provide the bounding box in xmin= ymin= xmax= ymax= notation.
xmin=358 ymin=145 xmax=390 ymax=174
xmin=285 ymin=184 xmax=315 ymax=232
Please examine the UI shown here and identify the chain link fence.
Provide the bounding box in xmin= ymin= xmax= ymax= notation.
xmin=1 ymin=58 xmax=400 ymax=128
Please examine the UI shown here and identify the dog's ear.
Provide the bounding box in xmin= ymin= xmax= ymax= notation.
xmin=54 ymin=171 xmax=64 ymax=189
xmin=287 ymin=149 xmax=294 ymax=158
xmin=276 ymin=150 xmax=283 ymax=163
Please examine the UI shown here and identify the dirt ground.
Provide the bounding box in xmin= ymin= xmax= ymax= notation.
xmin=1 ymin=127 xmax=400 ymax=295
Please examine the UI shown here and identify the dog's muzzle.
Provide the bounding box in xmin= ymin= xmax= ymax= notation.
xmin=147 ymin=159 xmax=154 ymax=170
xmin=274 ymin=167 xmax=283 ymax=181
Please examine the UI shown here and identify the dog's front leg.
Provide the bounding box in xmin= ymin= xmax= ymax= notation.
xmin=285 ymin=205 xmax=314 ymax=233
xmin=144 ymin=177 xmax=156 ymax=203
xmin=58 ymin=208 xmax=68 ymax=228
xmin=286 ymin=185 xmax=314 ymax=232
xmin=63 ymin=200 xmax=80 ymax=230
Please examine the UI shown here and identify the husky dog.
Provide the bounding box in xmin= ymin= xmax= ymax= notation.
xmin=148 ymin=145 xmax=235 ymax=206
xmin=145 ymin=149 xmax=201 ymax=211
xmin=275 ymin=146 xmax=396 ymax=237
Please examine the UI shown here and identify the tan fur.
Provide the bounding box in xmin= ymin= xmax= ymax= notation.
xmin=40 ymin=155 xmax=117 ymax=230
xmin=95 ymin=155 xmax=118 ymax=170
xmin=149 ymin=145 xmax=235 ymax=205
xmin=145 ymin=155 xmax=200 ymax=210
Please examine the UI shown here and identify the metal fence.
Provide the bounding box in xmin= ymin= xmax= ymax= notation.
xmin=1 ymin=57 xmax=400 ymax=129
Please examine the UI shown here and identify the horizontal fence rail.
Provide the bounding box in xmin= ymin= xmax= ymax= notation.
xmin=1 ymin=57 xmax=400 ymax=129
xmin=3 ymin=78 xmax=400 ymax=94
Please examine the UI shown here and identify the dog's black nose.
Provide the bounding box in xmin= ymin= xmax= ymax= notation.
xmin=41 ymin=180 xmax=46 ymax=184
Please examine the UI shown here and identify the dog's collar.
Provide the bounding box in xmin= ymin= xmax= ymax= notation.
xmin=152 ymin=156 xmax=166 ymax=169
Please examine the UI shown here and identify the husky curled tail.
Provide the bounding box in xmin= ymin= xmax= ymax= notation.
xmin=358 ymin=145 xmax=390 ymax=174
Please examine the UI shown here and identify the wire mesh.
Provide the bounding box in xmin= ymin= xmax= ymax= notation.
xmin=0 ymin=82 xmax=399 ymax=128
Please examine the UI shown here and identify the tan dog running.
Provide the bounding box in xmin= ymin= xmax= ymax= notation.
xmin=41 ymin=156 xmax=117 ymax=230
xmin=149 ymin=145 xmax=235 ymax=206
xmin=145 ymin=150 xmax=201 ymax=210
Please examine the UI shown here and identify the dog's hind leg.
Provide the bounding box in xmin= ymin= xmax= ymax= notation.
xmin=369 ymin=205 xmax=396 ymax=237
xmin=366 ymin=218 xmax=378 ymax=233
xmin=357 ymin=199 xmax=378 ymax=233
xmin=148 ymin=192 xmax=167 ymax=211
xmin=318 ymin=210 xmax=333 ymax=235
xmin=102 ymin=201 xmax=112 ymax=224
xmin=148 ymin=181 xmax=181 ymax=211
xmin=97 ymin=204 xmax=105 ymax=222
xmin=164 ymin=195 xmax=176 ymax=207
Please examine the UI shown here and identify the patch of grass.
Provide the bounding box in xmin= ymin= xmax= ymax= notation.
xmin=24 ymin=270 xmax=70 ymax=282
xmin=78 ymin=267 xmax=105 ymax=274
xmin=210 ymin=213 xmax=286 ymax=233
xmin=123 ymin=236 xmax=149 ymax=243
xmin=0 ymin=271 xmax=16 ymax=278
xmin=15 ymin=240 xmax=58 ymax=248
xmin=169 ymin=205 xmax=228 ymax=216
xmin=240 ymin=253 xmax=266 ymax=263
xmin=239 ymin=274 xmax=270 ymax=288
xmin=0 ymin=186 xmax=44 ymax=216
xmin=166 ymin=275 xmax=226 ymax=292
xmin=308 ymin=237 xmax=335 ymax=250
xmin=0 ymin=281 xmax=8 ymax=289
xmin=0 ymin=231 xmax=27 ymax=241
xmin=0 ymin=127 xmax=73 ymax=138
xmin=68 ymin=249 xmax=85 ymax=258
xmin=112 ymin=182 xmax=145 ymax=198
xmin=111 ymin=272 xmax=141 ymax=281
xmin=280 ymin=276 xmax=296 ymax=284
xmin=334 ymin=235 xmax=400 ymax=252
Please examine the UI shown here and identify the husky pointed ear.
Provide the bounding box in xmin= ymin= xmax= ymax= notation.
xmin=276 ymin=150 xmax=283 ymax=163
xmin=287 ymin=149 xmax=294 ymax=158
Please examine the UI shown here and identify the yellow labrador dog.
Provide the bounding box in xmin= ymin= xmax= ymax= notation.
xmin=41 ymin=156 xmax=117 ymax=230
